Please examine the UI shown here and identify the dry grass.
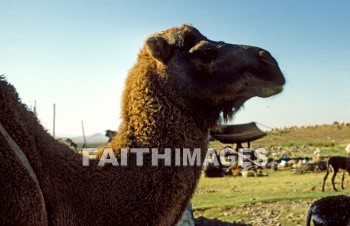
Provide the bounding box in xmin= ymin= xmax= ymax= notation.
xmin=193 ymin=170 xmax=350 ymax=225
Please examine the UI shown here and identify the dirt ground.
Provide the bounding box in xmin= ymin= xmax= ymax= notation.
xmin=195 ymin=200 xmax=312 ymax=226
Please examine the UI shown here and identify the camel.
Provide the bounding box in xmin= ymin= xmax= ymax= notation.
xmin=0 ymin=25 xmax=284 ymax=225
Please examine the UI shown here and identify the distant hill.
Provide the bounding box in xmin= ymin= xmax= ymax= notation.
xmin=255 ymin=122 xmax=350 ymax=147
xmin=71 ymin=132 xmax=109 ymax=145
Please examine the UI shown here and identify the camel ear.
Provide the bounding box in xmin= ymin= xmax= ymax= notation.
xmin=146 ymin=36 xmax=172 ymax=63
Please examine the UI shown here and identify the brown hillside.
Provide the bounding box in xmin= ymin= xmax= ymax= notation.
xmin=256 ymin=123 xmax=350 ymax=147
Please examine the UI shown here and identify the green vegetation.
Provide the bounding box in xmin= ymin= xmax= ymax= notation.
xmin=194 ymin=124 xmax=350 ymax=225
xmin=193 ymin=170 xmax=350 ymax=225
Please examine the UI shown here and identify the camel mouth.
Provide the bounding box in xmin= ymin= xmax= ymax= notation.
xmin=250 ymin=83 xmax=284 ymax=98
xmin=241 ymin=74 xmax=285 ymax=98
xmin=220 ymin=78 xmax=284 ymax=123
xmin=258 ymin=85 xmax=283 ymax=97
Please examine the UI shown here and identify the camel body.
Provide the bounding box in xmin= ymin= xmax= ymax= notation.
xmin=0 ymin=84 xmax=204 ymax=225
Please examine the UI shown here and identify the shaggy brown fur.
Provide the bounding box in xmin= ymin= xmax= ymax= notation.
xmin=0 ymin=25 xmax=284 ymax=226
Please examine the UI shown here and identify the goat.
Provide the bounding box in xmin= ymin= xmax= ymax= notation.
xmin=306 ymin=195 xmax=350 ymax=226
xmin=322 ymin=156 xmax=350 ymax=192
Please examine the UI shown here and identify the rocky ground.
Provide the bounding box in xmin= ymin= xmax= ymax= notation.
xmin=195 ymin=200 xmax=311 ymax=226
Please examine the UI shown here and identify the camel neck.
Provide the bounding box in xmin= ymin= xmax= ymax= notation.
xmin=114 ymin=63 xmax=209 ymax=151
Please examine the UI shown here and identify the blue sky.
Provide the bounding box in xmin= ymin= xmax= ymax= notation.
xmin=1 ymin=1 xmax=350 ymax=137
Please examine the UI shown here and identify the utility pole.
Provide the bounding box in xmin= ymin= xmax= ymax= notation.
xmin=34 ymin=100 xmax=37 ymax=114
xmin=81 ymin=120 xmax=87 ymax=148
xmin=53 ymin=104 xmax=56 ymax=138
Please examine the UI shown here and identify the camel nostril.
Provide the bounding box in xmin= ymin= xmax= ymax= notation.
xmin=259 ymin=51 xmax=277 ymax=66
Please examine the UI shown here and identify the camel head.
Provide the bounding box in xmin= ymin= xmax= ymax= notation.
xmin=145 ymin=25 xmax=285 ymax=126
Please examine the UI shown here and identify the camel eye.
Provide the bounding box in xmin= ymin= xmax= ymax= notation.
xmin=192 ymin=48 xmax=217 ymax=63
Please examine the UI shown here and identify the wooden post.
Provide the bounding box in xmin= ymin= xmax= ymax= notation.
xmin=53 ymin=103 xmax=56 ymax=138
xmin=81 ymin=120 xmax=87 ymax=148
xmin=34 ymin=100 xmax=37 ymax=114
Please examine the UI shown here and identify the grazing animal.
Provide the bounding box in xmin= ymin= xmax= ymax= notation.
xmin=0 ymin=25 xmax=284 ymax=225
xmin=105 ymin=129 xmax=117 ymax=142
xmin=306 ymin=195 xmax=350 ymax=226
xmin=322 ymin=156 xmax=350 ymax=192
